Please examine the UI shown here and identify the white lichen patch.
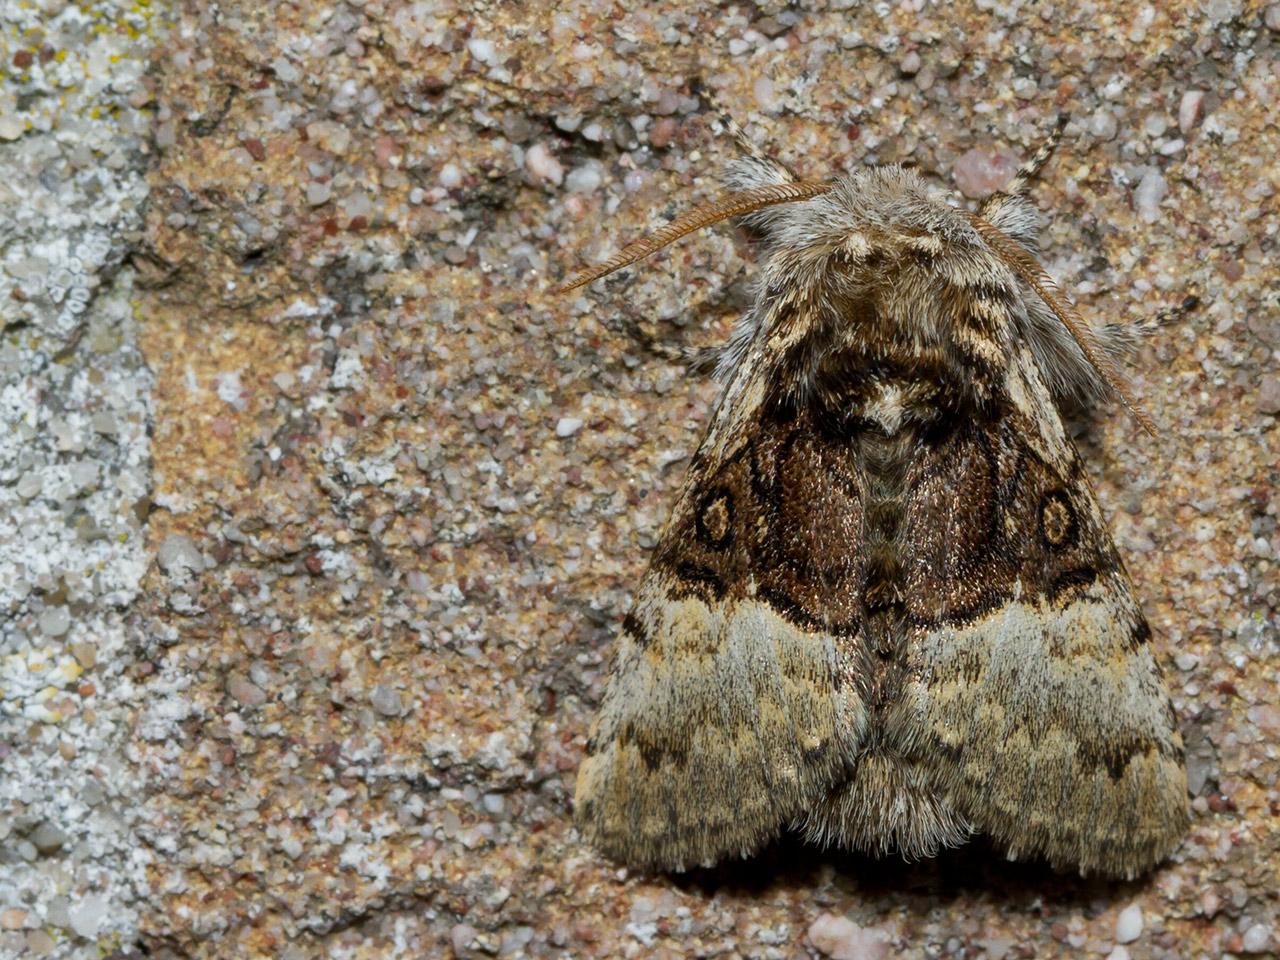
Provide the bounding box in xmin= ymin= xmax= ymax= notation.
xmin=0 ymin=1 xmax=162 ymax=956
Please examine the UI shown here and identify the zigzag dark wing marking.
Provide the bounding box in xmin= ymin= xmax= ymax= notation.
xmin=574 ymin=361 xmax=870 ymax=872
xmin=901 ymin=349 xmax=1187 ymax=878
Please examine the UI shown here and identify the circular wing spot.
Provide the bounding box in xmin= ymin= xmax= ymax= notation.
xmin=695 ymin=488 xmax=734 ymax=549
xmin=1039 ymin=490 xmax=1076 ymax=548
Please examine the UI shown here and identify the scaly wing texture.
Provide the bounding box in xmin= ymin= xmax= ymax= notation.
xmin=574 ymin=355 xmax=870 ymax=871
xmin=901 ymin=350 xmax=1188 ymax=878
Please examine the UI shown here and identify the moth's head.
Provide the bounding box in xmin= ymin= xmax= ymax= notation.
xmin=742 ymin=165 xmax=997 ymax=277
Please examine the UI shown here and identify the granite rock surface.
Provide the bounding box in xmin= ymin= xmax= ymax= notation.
xmin=1 ymin=1 xmax=1278 ymax=958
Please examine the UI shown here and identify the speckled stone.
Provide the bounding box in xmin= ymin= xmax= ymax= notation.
xmin=0 ymin=1 xmax=161 ymax=957
xmin=7 ymin=1 xmax=1275 ymax=958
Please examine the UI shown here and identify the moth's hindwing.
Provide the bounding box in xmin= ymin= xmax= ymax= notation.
xmin=574 ymin=364 xmax=869 ymax=871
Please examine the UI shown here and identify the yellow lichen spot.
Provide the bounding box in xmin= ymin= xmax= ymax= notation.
xmin=33 ymin=703 xmax=63 ymax=724
xmin=56 ymin=659 xmax=84 ymax=684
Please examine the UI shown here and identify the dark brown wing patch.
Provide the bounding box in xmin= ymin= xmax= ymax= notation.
xmin=649 ymin=406 xmax=869 ymax=637
xmin=898 ymin=407 xmax=1124 ymax=629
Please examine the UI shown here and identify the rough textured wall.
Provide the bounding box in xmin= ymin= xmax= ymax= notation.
xmin=2 ymin=1 xmax=1278 ymax=958
xmin=1 ymin=0 xmax=163 ymax=955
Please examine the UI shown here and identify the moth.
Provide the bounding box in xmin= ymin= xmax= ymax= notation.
xmin=561 ymin=119 xmax=1189 ymax=879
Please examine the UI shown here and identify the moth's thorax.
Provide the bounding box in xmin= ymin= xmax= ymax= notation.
xmin=757 ymin=189 xmax=1024 ymax=428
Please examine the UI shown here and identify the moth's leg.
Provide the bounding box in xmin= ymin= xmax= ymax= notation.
xmin=645 ymin=338 xmax=725 ymax=378
xmin=716 ymin=109 xmax=772 ymax=164
xmin=611 ymin=313 xmax=722 ymax=374
xmin=1003 ymin=113 xmax=1069 ymax=197
xmin=681 ymin=344 xmax=724 ymax=375
xmin=1097 ymin=294 xmax=1200 ymax=363
xmin=702 ymin=91 xmax=798 ymax=186
xmin=978 ymin=115 xmax=1069 ymax=237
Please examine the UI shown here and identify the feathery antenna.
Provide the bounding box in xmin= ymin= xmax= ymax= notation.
xmin=556 ymin=180 xmax=833 ymax=292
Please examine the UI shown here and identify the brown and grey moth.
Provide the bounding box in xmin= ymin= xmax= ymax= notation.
xmin=560 ymin=119 xmax=1189 ymax=879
